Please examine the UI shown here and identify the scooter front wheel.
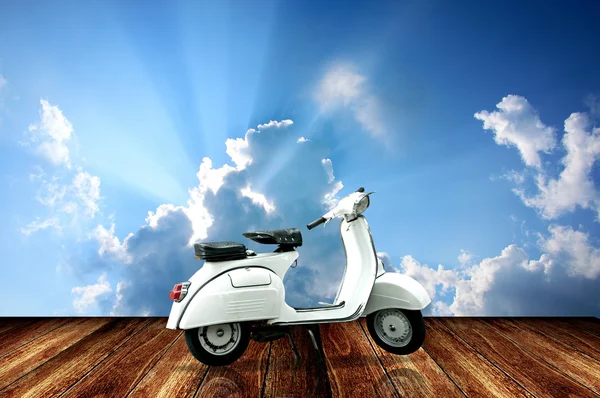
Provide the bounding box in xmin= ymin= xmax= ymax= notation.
xmin=366 ymin=308 xmax=426 ymax=355
xmin=184 ymin=322 xmax=250 ymax=366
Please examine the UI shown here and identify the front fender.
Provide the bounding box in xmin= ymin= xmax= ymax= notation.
xmin=363 ymin=272 xmax=431 ymax=315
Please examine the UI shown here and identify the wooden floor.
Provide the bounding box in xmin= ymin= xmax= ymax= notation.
xmin=0 ymin=317 xmax=599 ymax=397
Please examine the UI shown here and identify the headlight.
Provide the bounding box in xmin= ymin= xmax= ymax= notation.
xmin=354 ymin=196 xmax=370 ymax=214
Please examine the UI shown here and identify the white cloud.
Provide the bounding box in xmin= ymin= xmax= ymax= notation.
xmin=515 ymin=112 xmax=600 ymax=219
xmin=315 ymin=64 xmax=386 ymax=137
xmin=83 ymin=116 xmax=350 ymax=315
xmin=257 ymin=119 xmax=293 ymax=130
xmin=35 ymin=177 xmax=66 ymax=207
xmin=71 ymin=273 xmax=112 ymax=314
xmin=321 ymin=158 xmax=335 ymax=183
xmin=22 ymin=101 xmax=103 ymax=236
xmin=324 ymin=181 xmax=344 ymax=210
xmin=110 ymin=280 xmax=130 ymax=316
xmin=376 ymin=251 xmax=393 ymax=268
xmin=27 ymin=100 xmax=74 ymax=167
xmin=20 ymin=217 xmax=61 ymax=235
xmin=297 ymin=137 xmax=309 ymax=143
xmin=72 ymin=171 xmax=101 ymax=218
xmin=490 ymin=170 xmax=526 ymax=185
xmin=225 ymin=135 xmax=253 ymax=170
xmin=450 ymin=245 xmax=529 ymax=315
xmin=0 ymin=75 xmax=6 ymax=89
xmin=240 ymin=186 xmax=275 ymax=214
xmin=540 ymin=225 xmax=600 ymax=279
xmin=94 ymin=224 xmax=132 ymax=264
xmin=400 ymin=255 xmax=459 ymax=301
xmin=457 ymin=250 xmax=474 ymax=267
xmin=475 ymin=95 xmax=556 ymax=169
xmin=393 ymin=223 xmax=600 ymax=316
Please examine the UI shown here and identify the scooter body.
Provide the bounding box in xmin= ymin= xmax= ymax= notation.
xmin=166 ymin=187 xmax=431 ymax=366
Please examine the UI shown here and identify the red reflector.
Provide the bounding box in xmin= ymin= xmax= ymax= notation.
xmin=169 ymin=290 xmax=181 ymax=301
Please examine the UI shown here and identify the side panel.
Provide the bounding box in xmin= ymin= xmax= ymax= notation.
xmin=178 ymin=269 xmax=285 ymax=329
xmin=362 ymin=272 xmax=431 ymax=315
xmin=229 ymin=267 xmax=271 ymax=287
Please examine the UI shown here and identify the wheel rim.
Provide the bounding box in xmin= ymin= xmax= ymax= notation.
xmin=198 ymin=323 xmax=241 ymax=355
xmin=374 ymin=309 xmax=412 ymax=347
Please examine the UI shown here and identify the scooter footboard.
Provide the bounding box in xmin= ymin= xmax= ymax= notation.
xmin=363 ymin=272 xmax=431 ymax=315
xmin=177 ymin=268 xmax=284 ymax=330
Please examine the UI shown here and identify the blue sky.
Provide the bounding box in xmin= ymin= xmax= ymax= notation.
xmin=1 ymin=0 xmax=599 ymax=316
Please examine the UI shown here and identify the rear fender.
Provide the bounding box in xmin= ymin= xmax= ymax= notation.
xmin=178 ymin=267 xmax=284 ymax=329
xmin=362 ymin=272 xmax=431 ymax=315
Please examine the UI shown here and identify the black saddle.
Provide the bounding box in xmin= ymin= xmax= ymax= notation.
xmin=194 ymin=241 xmax=248 ymax=262
xmin=243 ymin=228 xmax=303 ymax=247
xmin=194 ymin=228 xmax=302 ymax=262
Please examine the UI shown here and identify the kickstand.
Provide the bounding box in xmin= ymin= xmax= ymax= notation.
xmin=287 ymin=331 xmax=301 ymax=369
xmin=307 ymin=328 xmax=325 ymax=364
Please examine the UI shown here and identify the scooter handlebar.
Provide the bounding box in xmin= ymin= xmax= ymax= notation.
xmin=307 ymin=217 xmax=327 ymax=230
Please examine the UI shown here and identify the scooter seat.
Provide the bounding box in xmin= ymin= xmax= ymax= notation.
xmin=194 ymin=241 xmax=248 ymax=262
xmin=243 ymin=228 xmax=303 ymax=246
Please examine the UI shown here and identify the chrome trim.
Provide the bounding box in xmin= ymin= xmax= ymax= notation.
xmin=174 ymin=281 xmax=191 ymax=302
xmin=273 ymin=303 xmax=364 ymax=325
xmin=294 ymin=301 xmax=346 ymax=312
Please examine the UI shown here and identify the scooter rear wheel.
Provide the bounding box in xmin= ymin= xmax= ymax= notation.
xmin=366 ymin=308 xmax=426 ymax=355
xmin=184 ymin=322 xmax=250 ymax=366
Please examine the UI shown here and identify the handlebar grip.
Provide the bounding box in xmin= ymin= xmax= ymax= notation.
xmin=307 ymin=217 xmax=326 ymax=230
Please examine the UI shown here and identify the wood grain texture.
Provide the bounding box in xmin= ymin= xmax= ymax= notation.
xmin=61 ymin=318 xmax=180 ymax=398
xmin=484 ymin=318 xmax=600 ymax=395
xmin=441 ymin=317 xmax=597 ymax=398
xmin=358 ymin=318 xmax=465 ymax=398
xmin=0 ymin=318 xmax=69 ymax=357
xmin=320 ymin=320 xmax=398 ymax=398
xmin=0 ymin=318 xmax=34 ymax=334
xmin=128 ymin=333 xmax=209 ymax=398
xmin=262 ymin=325 xmax=329 ymax=398
xmin=196 ymin=339 xmax=270 ymax=398
xmin=0 ymin=317 xmax=111 ymax=390
xmin=524 ymin=318 xmax=600 ymax=361
xmin=0 ymin=317 xmax=599 ymax=397
xmin=563 ymin=318 xmax=600 ymax=337
xmin=0 ymin=318 xmax=149 ymax=398
xmin=423 ymin=318 xmax=533 ymax=398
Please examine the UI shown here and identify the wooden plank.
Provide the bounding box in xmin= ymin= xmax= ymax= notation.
xmin=562 ymin=318 xmax=600 ymax=337
xmin=263 ymin=325 xmax=329 ymax=398
xmin=523 ymin=318 xmax=600 ymax=361
xmin=0 ymin=318 xmax=35 ymax=334
xmin=0 ymin=318 xmax=70 ymax=357
xmin=422 ymin=318 xmax=532 ymax=398
xmin=441 ymin=318 xmax=597 ymax=398
xmin=128 ymin=333 xmax=209 ymax=398
xmin=1 ymin=318 xmax=150 ymax=398
xmin=320 ymin=320 xmax=398 ymax=398
xmin=484 ymin=318 xmax=600 ymax=394
xmin=61 ymin=318 xmax=179 ymax=398
xmin=357 ymin=318 xmax=464 ymax=398
xmin=195 ymin=339 xmax=270 ymax=398
xmin=0 ymin=317 xmax=111 ymax=390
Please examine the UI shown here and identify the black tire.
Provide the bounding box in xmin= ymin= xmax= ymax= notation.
xmin=366 ymin=308 xmax=426 ymax=355
xmin=184 ymin=322 xmax=250 ymax=366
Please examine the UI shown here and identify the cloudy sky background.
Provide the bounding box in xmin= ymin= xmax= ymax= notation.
xmin=1 ymin=0 xmax=599 ymax=316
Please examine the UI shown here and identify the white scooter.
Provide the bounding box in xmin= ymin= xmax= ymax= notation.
xmin=166 ymin=187 xmax=431 ymax=367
